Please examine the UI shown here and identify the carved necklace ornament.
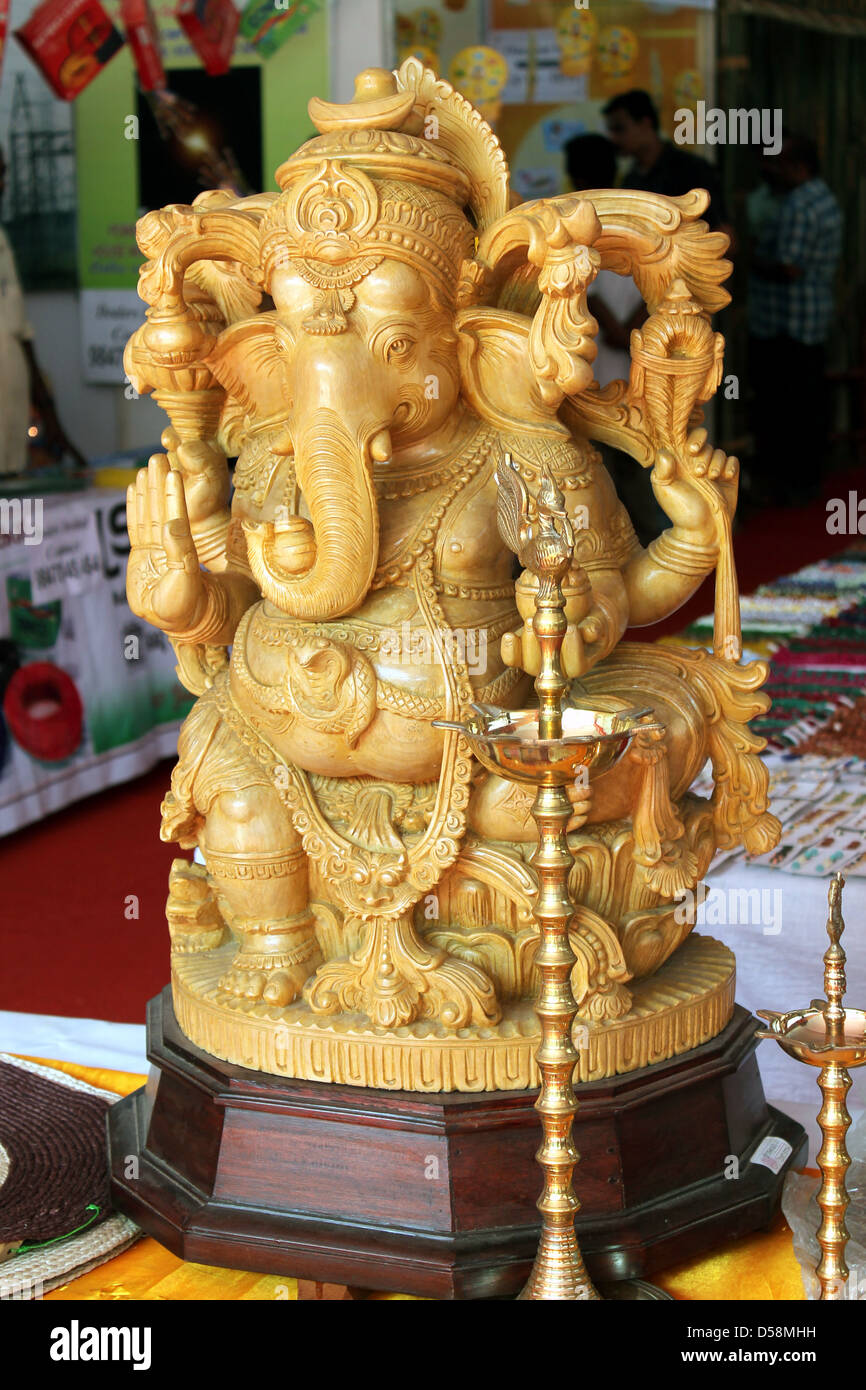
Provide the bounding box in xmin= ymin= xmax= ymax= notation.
xmin=123 ymin=56 xmax=777 ymax=1090
xmin=374 ymin=414 xmax=484 ymax=499
xmin=371 ymin=421 xmax=495 ymax=587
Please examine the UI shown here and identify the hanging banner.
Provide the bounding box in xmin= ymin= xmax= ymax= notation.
xmin=175 ymin=0 xmax=238 ymax=75
xmin=239 ymin=0 xmax=321 ymax=58
xmin=14 ymin=0 xmax=125 ymax=100
xmin=0 ymin=0 xmax=10 ymax=86
xmin=120 ymin=0 xmax=165 ymax=89
xmin=73 ymin=0 xmax=329 ymax=382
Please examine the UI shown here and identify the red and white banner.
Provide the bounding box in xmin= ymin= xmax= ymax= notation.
xmin=14 ymin=0 xmax=124 ymax=101
xmin=0 ymin=0 xmax=10 ymax=88
xmin=175 ymin=0 xmax=238 ymax=76
xmin=120 ymin=0 xmax=165 ymax=91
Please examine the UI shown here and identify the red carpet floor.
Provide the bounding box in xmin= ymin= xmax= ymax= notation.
xmin=1 ymin=470 xmax=859 ymax=1024
xmin=2 ymin=760 xmax=183 ymax=1022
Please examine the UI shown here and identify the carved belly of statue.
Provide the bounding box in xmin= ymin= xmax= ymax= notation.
xmin=123 ymin=57 xmax=781 ymax=1093
xmin=227 ymin=587 xmax=523 ymax=781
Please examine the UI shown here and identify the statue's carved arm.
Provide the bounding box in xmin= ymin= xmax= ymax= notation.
xmin=546 ymin=192 xmax=737 ymax=637
xmin=463 ymin=185 xmax=730 ymax=430
xmin=616 ymin=279 xmax=739 ymax=633
xmin=175 ymin=566 xmax=259 ymax=650
xmin=124 ymin=195 xmax=272 ymax=573
xmin=623 ymin=429 xmax=738 ymax=629
xmin=458 ymin=187 xmax=739 ymax=641
xmin=486 ymin=187 xmax=731 ymax=323
xmin=569 ymin=187 xmax=731 ymax=313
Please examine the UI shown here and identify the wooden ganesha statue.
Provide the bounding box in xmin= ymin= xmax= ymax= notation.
xmin=125 ymin=60 xmax=779 ymax=1090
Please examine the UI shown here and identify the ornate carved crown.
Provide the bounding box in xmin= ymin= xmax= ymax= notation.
xmin=260 ymin=59 xmax=510 ymax=317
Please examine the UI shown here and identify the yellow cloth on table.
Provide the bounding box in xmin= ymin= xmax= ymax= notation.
xmin=25 ymin=1057 xmax=808 ymax=1302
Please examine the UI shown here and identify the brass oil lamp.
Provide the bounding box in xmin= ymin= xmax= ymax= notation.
xmin=436 ymin=455 xmax=662 ymax=1299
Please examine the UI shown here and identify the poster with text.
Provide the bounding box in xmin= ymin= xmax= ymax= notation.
xmin=73 ymin=0 xmax=329 ymax=380
xmin=486 ymin=0 xmax=716 ymax=199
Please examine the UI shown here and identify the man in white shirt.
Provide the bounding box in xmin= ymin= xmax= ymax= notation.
xmin=0 ymin=145 xmax=84 ymax=475
xmin=564 ymin=131 xmax=666 ymax=542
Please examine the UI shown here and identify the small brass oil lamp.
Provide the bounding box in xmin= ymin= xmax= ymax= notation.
xmin=757 ymin=874 xmax=866 ymax=1301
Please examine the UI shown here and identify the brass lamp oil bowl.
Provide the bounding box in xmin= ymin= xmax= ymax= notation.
xmin=435 ymin=700 xmax=660 ymax=787
xmin=757 ymin=1008 xmax=866 ymax=1069
xmin=757 ymin=874 xmax=866 ymax=1301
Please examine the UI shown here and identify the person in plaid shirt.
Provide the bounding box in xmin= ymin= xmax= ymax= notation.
xmin=749 ymin=134 xmax=842 ymax=504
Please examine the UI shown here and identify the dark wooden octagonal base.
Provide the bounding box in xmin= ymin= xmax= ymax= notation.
xmin=108 ymin=989 xmax=806 ymax=1299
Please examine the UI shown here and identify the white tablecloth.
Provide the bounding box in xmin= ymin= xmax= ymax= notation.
xmin=705 ymin=858 xmax=866 ymax=1159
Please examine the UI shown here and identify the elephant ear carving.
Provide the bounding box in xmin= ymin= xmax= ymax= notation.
xmin=208 ymin=313 xmax=292 ymax=440
xmin=459 ymin=198 xmax=602 ymax=415
xmin=456 ymin=308 xmax=569 ymax=436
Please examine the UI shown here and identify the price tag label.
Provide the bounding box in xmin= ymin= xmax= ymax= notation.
xmin=80 ymin=290 xmax=145 ymax=385
xmin=750 ymin=1135 xmax=794 ymax=1174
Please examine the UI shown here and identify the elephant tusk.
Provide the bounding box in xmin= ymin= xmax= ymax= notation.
xmin=370 ymin=428 xmax=392 ymax=463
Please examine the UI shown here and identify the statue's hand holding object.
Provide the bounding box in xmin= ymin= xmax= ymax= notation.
xmin=501 ymin=568 xmax=603 ymax=679
xmin=160 ymin=427 xmax=231 ymax=531
xmin=651 ymin=427 xmax=739 ymax=547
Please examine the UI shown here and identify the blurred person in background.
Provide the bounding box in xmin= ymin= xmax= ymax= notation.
xmin=749 ymin=133 xmax=842 ymax=504
xmin=603 ymin=88 xmax=730 ymax=238
xmin=746 ymin=149 xmax=787 ymax=250
xmin=565 ymin=132 xmax=646 ymax=385
xmin=564 ymin=131 xmax=665 ymax=543
xmin=741 ymin=149 xmax=787 ymax=506
xmin=0 ymin=145 xmax=85 ymax=475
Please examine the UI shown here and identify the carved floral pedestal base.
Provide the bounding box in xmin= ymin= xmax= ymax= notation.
xmin=107 ymin=987 xmax=806 ymax=1299
xmin=171 ymin=932 xmax=736 ymax=1091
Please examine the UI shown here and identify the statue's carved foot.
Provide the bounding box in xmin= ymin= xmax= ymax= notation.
xmin=304 ymin=913 xmax=501 ymax=1029
xmin=218 ymin=948 xmax=322 ymax=1008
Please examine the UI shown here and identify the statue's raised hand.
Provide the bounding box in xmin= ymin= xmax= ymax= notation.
xmin=651 ymin=428 xmax=739 ymax=546
xmin=126 ymin=455 xmax=208 ymax=634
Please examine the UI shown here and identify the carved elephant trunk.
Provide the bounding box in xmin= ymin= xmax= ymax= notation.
xmin=245 ymin=407 xmax=383 ymax=621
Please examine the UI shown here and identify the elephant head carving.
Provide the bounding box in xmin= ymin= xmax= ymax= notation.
xmin=126 ymin=57 xmax=732 ymax=626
